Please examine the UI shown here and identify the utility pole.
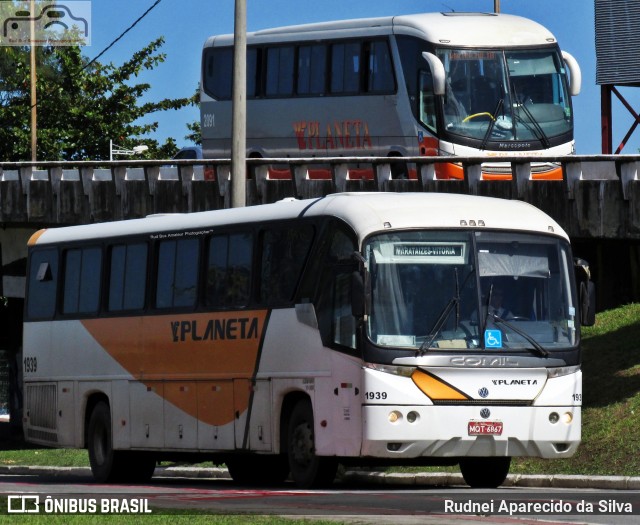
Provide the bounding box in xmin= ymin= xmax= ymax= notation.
xmin=494 ymin=0 xmax=500 ymax=13
xmin=230 ymin=0 xmax=247 ymax=208
xmin=30 ymin=0 xmax=37 ymax=162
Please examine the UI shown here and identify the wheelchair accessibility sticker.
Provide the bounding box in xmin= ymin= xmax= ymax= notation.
xmin=484 ymin=329 xmax=502 ymax=349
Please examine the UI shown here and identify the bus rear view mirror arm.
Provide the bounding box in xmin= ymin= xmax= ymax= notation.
xmin=562 ymin=50 xmax=581 ymax=96
xmin=422 ymin=51 xmax=446 ymax=96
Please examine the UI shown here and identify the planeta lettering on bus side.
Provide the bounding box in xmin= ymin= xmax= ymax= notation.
xmin=170 ymin=317 xmax=259 ymax=343
xmin=293 ymin=119 xmax=373 ymax=150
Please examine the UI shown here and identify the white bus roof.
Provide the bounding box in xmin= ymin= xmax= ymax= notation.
xmin=29 ymin=193 xmax=568 ymax=247
xmin=204 ymin=12 xmax=557 ymax=49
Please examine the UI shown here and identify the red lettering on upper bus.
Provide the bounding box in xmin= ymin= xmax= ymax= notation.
xmin=362 ymin=122 xmax=372 ymax=148
xmin=292 ymin=120 xmax=373 ymax=151
xmin=293 ymin=122 xmax=307 ymax=149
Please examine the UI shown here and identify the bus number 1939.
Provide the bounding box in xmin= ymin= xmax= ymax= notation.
xmin=23 ymin=357 xmax=37 ymax=373
xmin=365 ymin=391 xmax=387 ymax=400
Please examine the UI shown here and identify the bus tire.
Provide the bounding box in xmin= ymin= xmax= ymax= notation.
xmin=459 ymin=456 xmax=511 ymax=488
xmin=88 ymin=402 xmax=156 ymax=483
xmin=226 ymin=455 xmax=289 ymax=486
xmin=87 ymin=401 xmax=120 ymax=483
xmin=287 ymin=399 xmax=337 ymax=488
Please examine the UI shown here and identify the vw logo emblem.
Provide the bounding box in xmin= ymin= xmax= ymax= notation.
xmin=478 ymin=387 xmax=489 ymax=398
xmin=480 ymin=408 xmax=491 ymax=419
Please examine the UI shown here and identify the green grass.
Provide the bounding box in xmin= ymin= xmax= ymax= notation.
xmin=512 ymin=302 xmax=640 ymax=476
xmin=3 ymin=304 xmax=640 ymax=477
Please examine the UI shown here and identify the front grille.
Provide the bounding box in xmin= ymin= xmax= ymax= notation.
xmin=482 ymin=162 xmax=560 ymax=175
xmin=431 ymin=399 xmax=532 ymax=406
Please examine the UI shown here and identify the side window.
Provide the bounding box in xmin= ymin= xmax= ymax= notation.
xmin=203 ymin=47 xmax=233 ymax=100
xmin=63 ymin=247 xmax=102 ymax=315
xmin=367 ymin=40 xmax=395 ymax=93
xmin=298 ymin=44 xmax=326 ymax=95
xmin=206 ymin=232 xmax=253 ymax=309
xmin=420 ymin=69 xmax=437 ymax=132
xmin=156 ymin=238 xmax=199 ymax=309
xmin=260 ymin=225 xmax=315 ymax=305
xmin=314 ymin=225 xmax=358 ymax=351
xmin=109 ymin=243 xmax=147 ymax=312
xmin=331 ymin=42 xmax=361 ymax=94
xmin=247 ymin=47 xmax=259 ymax=98
xmin=26 ymin=248 xmax=58 ymax=320
xmin=266 ymin=46 xmax=294 ymax=96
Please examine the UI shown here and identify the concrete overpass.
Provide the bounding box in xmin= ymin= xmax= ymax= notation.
xmin=1 ymin=154 xmax=639 ymax=300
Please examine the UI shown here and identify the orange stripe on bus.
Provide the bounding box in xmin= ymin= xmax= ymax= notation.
xmin=81 ymin=310 xmax=268 ymax=426
xmin=27 ymin=229 xmax=48 ymax=246
xmin=411 ymin=369 xmax=469 ymax=401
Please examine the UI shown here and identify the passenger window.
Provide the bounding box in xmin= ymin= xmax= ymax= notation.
xmin=368 ymin=40 xmax=395 ymax=93
xmin=27 ymin=249 xmax=59 ymax=320
xmin=109 ymin=243 xmax=147 ymax=311
xmin=203 ymin=47 xmax=233 ymax=100
xmin=298 ymin=44 xmax=327 ymax=95
xmin=260 ymin=225 xmax=314 ymax=305
xmin=63 ymin=247 xmax=102 ymax=315
xmin=331 ymin=42 xmax=361 ymax=94
xmin=156 ymin=238 xmax=199 ymax=309
xmin=266 ymin=46 xmax=295 ymax=96
xmin=206 ymin=233 xmax=253 ymax=308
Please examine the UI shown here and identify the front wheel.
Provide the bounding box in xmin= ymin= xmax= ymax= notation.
xmin=287 ymin=400 xmax=338 ymax=488
xmin=459 ymin=457 xmax=511 ymax=488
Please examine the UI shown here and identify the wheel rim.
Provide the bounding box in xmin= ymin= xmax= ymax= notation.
xmin=291 ymin=421 xmax=314 ymax=469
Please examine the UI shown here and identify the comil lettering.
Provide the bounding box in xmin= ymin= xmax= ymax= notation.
xmin=171 ymin=317 xmax=259 ymax=343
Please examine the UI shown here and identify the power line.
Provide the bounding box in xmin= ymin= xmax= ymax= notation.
xmin=83 ymin=0 xmax=164 ymax=70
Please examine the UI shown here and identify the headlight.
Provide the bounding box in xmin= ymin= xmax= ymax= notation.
xmin=364 ymin=363 xmax=416 ymax=377
xmin=547 ymin=365 xmax=581 ymax=379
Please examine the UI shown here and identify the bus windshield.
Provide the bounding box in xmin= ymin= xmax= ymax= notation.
xmin=429 ymin=48 xmax=572 ymax=146
xmin=365 ymin=230 xmax=577 ymax=352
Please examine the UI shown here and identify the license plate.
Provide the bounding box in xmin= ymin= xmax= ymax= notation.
xmin=468 ymin=421 xmax=503 ymax=436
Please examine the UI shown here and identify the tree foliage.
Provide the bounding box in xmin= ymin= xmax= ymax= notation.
xmin=0 ymin=36 xmax=194 ymax=161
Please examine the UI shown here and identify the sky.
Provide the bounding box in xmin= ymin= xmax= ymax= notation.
xmin=74 ymin=0 xmax=640 ymax=154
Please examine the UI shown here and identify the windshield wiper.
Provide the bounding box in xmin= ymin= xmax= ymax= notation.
xmin=489 ymin=313 xmax=550 ymax=358
xmin=480 ymin=98 xmax=504 ymax=151
xmin=419 ymin=268 xmax=461 ymax=355
xmin=515 ymin=103 xmax=551 ymax=149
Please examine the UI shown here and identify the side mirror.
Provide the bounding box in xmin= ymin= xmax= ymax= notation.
xmin=562 ymin=50 xmax=581 ymax=96
xmin=574 ymin=257 xmax=595 ymax=326
xmin=421 ymin=52 xmax=446 ymax=96
xmin=580 ymin=280 xmax=596 ymax=327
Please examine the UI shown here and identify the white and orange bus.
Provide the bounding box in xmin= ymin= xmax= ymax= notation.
xmin=23 ymin=193 xmax=594 ymax=488
xmin=201 ymin=12 xmax=581 ymax=180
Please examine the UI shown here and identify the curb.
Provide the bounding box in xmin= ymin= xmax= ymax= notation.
xmin=2 ymin=465 xmax=639 ymax=490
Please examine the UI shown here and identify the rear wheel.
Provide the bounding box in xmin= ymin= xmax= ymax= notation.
xmin=459 ymin=457 xmax=511 ymax=488
xmin=87 ymin=401 xmax=155 ymax=483
xmin=287 ymin=400 xmax=337 ymax=488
